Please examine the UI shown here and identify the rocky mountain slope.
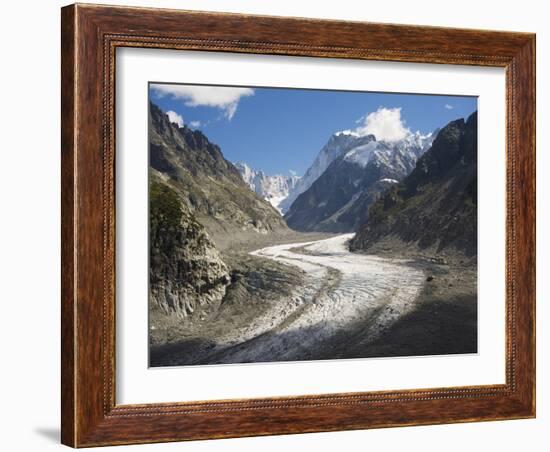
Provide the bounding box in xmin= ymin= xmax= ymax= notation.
xmin=349 ymin=112 xmax=477 ymax=256
xmin=285 ymin=131 xmax=436 ymax=232
xmin=149 ymin=102 xmax=286 ymax=239
xmin=149 ymin=178 xmax=231 ymax=317
xmin=235 ymin=162 xmax=300 ymax=213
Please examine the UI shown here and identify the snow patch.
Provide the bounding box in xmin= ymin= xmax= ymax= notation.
xmin=343 ymin=141 xmax=379 ymax=167
xmin=379 ymin=178 xmax=399 ymax=184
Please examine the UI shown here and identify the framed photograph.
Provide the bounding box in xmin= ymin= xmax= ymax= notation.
xmin=61 ymin=4 xmax=536 ymax=447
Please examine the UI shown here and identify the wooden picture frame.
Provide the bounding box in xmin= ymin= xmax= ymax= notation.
xmin=61 ymin=3 xmax=536 ymax=447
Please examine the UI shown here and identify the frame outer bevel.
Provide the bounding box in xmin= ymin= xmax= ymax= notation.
xmin=61 ymin=3 xmax=536 ymax=447
xmin=61 ymin=4 xmax=77 ymax=448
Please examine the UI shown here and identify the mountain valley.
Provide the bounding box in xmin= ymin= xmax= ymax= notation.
xmin=148 ymin=100 xmax=478 ymax=366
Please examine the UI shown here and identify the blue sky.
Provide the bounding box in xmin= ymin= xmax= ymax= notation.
xmin=150 ymin=83 xmax=477 ymax=176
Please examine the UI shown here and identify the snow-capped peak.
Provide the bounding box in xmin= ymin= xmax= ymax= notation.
xmin=334 ymin=129 xmax=360 ymax=138
xmin=278 ymin=132 xmax=376 ymax=213
xmin=343 ymin=140 xmax=380 ymax=167
xmin=235 ymin=162 xmax=301 ymax=214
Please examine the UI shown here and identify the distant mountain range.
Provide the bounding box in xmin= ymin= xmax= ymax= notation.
xmin=284 ymin=130 xmax=436 ymax=232
xmin=234 ymin=162 xmax=300 ymax=214
xmin=236 ymin=128 xmax=437 ymax=226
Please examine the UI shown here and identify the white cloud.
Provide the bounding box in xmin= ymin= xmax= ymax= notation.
xmin=354 ymin=107 xmax=410 ymax=142
xmin=166 ymin=110 xmax=184 ymax=128
xmin=151 ymin=84 xmax=254 ymax=120
xmin=189 ymin=120 xmax=202 ymax=128
xmin=444 ymin=104 xmax=454 ymax=110
xmin=289 ymin=169 xmax=298 ymax=176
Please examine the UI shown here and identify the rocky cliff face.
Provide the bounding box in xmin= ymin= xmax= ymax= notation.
xmin=149 ymin=179 xmax=231 ymax=317
xmin=349 ymin=112 xmax=477 ymax=256
xmin=235 ymin=162 xmax=300 ymax=213
xmin=285 ymin=132 xmax=435 ymax=232
xmin=149 ymin=102 xmax=286 ymax=240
